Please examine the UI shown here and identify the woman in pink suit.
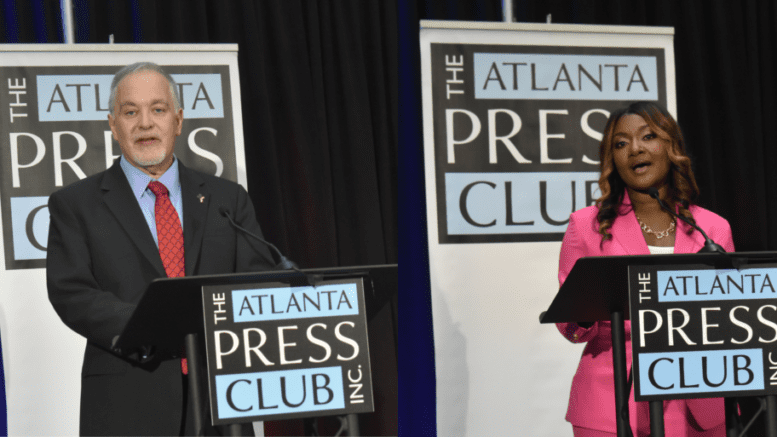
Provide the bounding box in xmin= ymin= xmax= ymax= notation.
xmin=557 ymin=101 xmax=735 ymax=437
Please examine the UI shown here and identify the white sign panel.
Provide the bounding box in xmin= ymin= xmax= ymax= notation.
xmin=420 ymin=22 xmax=675 ymax=436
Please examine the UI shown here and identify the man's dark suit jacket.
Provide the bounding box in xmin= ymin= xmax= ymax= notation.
xmin=46 ymin=159 xmax=275 ymax=436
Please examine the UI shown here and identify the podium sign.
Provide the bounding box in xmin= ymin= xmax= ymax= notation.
xmin=201 ymin=277 xmax=375 ymax=424
xmin=629 ymin=264 xmax=777 ymax=401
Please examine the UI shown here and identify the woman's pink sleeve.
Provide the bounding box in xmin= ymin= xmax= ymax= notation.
xmin=556 ymin=212 xmax=599 ymax=343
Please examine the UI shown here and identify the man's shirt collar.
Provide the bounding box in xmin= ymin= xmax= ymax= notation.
xmin=119 ymin=156 xmax=180 ymax=200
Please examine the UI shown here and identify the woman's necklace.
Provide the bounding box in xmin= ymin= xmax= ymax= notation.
xmin=635 ymin=214 xmax=676 ymax=239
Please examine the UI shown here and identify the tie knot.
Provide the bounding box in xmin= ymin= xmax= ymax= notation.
xmin=148 ymin=181 xmax=169 ymax=197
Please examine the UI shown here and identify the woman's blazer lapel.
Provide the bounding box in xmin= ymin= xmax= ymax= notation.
xmin=607 ymin=191 xmax=650 ymax=256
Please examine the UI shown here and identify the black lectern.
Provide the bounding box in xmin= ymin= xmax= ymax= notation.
xmin=114 ymin=264 xmax=397 ymax=436
xmin=541 ymin=252 xmax=777 ymax=437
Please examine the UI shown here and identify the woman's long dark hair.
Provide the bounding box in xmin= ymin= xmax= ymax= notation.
xmin=596 ymin=101 xmax=700 ymax=242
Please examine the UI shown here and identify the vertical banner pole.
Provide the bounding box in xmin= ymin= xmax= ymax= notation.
xmin=502 ymin=0 xmax=514 ymax=23
xmin=59 ymin=0 xmax=75 ymax=44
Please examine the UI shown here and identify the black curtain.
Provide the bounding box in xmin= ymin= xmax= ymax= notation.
xmin=2 ymin=0 xmax=397 ymax=435
xmin=0 ymin=0 xmax=62 ymax=42
xmin=398 ymin=2 xmax=501 ymax=435
xmin=399 ymin=0 xmax=777 ymax=435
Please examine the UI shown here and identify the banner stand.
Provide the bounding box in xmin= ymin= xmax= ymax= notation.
xmin=419 ymin=21 xmax=677 ymax=435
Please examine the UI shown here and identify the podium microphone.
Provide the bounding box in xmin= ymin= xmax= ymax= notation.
xmin=218 ymin=207 xmax=298 ymax=270
xmin=646 ymin=187 xmax=726 ymax=254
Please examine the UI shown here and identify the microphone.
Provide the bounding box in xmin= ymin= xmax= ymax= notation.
xmin=218 ymin=207 xmax=299 ymax=270
xmin=646 ymin=188 xmax=726 ymax=254
xmin=219 ymin=207 xmax=322 ymax=287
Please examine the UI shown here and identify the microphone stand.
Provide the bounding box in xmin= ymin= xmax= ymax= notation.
xmin=219 ymin=208 xmax=322 ymax=286
xmin=646 ymin=188 xmax=726 ymax=254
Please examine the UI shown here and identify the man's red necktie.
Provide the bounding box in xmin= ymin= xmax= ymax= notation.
xmin=147 ymin=181 xmax=187 ymax=374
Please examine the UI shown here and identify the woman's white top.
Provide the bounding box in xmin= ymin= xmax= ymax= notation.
xmin=647 ymin=245 xmax=675 ymax=255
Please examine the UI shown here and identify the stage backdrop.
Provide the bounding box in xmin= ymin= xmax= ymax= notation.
xmin=0 ymin=44 xmax=246 ymax=436
xmin=420 ymin=21 xmax=676 ymax=436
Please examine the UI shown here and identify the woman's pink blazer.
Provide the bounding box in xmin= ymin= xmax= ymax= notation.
xmin=556 ymin=192 xmax=735 ymax=434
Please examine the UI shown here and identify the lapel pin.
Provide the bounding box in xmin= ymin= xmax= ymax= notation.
xmin=197 ymin=194 xmax=205 ymax=203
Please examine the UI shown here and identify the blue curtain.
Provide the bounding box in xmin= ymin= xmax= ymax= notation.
xmin=398 ymin=2 xmax=502 ymax=435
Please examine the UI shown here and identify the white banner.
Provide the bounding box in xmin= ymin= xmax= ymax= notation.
xmin=0 ymin=44 xmax=246 ymax=436
xmin=420 ymin=21 xmax=675 ymax=436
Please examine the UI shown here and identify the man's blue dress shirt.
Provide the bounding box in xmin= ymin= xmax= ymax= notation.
xmin=119 ymin=156 xmax=184 ymax=247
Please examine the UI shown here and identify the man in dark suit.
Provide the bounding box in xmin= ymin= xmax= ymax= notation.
xmin=46 ymin=62 xmax=274 ymax=435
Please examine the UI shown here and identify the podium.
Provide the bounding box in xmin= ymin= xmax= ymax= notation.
xmin=540 ymin=252 xmax=777 ymax=437
xmin=113 ymin=264 xmax=397 ymax=436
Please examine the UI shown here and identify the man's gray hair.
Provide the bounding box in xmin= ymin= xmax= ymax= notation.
xmin=108 ymin=62 xmax=181 ymax=115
